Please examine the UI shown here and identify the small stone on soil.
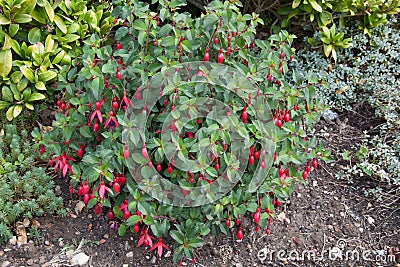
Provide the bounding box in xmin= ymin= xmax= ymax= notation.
xmin=44 ymin=240 xmax=50 ymax=246
xmin=27 ymin=259 xmax=33 ymax=266
xmin=71 ymin=252 xmax=90 ymax=266
xmin=1 ymin=261 xmax=11 ymax=267
xmin=126 ymin=252 xmax=133 ymax=258
xmin=55 ymin=185 xmax=62 ymax=196
xmin=66 ymin=250 xmax=75 ymax=258
xmin=9 ymin=236 xmax=17 ymax=246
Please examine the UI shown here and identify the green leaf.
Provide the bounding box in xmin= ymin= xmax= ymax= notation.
xmin=9 ymin=24 xmax=19 ymax=37
xmin=188 ymin=238 xmax=204 ymax=248
xmin=0 ymin=101 xmax=9 ymax=110
xmin=138 ymin=31 xmax=146 ymax=46
xmin=203 ymin=13 xmax=218 ymax=30
xmin=308 ymin=0 xmax=322 ymax=12
xmin=0 ymin=50 xmax=12 ymax=78
xmin=87 ymin=198 xmax=97 ymax=209
xmin=91 ymin=77 xmax=100 ymax=99
xmin=2 ymin=87 xmax=13 ymax=102
xmin=118 ymin=223 xmax=127 ymax=236
xmin=161 ymin=36 xmax=175 ymax=47
xmin=79 ymin=126 xmax=92 ymax=138
xmin=20 ymin=66 xmax=36 ymax=82
xmin=158 ymin=24 xmax=172 ymax=37
xmin=181 ymin=40 xmax=192 ymax=53
xmin=15 ymin=0 xmax=37 ymax=16
xmin=29 ymin=92 xmax=46 ymax=101
xmin=133 ymin=20 xmax=147 ymax=31
xmin=54 ymin=14 xmax=67 ymax=34
xmin=170 ymin=230 xmax=185 ymax=244
xmin=45 ymin=1 xmax=54 ymax=22
xmin=28 ymin=27 xmax=41 ymax=44
xmin=206 ymin=166 xmax=218 ymax=177
xmin=126 ymin=215 xmax=142 ymax=226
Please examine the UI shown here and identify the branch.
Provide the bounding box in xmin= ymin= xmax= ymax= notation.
xmin=187 ymin=0 xmax=206 ymax=11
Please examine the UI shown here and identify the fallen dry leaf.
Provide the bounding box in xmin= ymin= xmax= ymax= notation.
xmin=277 ymin=212 xmax=286 ymax=222
xmin=32 ymin=220 xmax=40 ymax=229
xmin=293 ymin=237 xmax=302 ymax=246
xmin=15 ymin=223 xmax=27 ymax=246
xmin=75 ymin=201 xmax=86 ymax=214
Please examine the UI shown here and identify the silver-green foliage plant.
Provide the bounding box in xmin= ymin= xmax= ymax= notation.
xmin=296 ymin=17 xmax=400 ymax=186
xmin=0 ymin=124 xmax=65 ymax=244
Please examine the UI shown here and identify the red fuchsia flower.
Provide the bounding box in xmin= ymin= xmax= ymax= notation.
xmin=119 ymin=199 xmax=129 ymax=213
xmin=148 ymin=238 xmax=170 ymax=258
xmin=120 ymin=89 xmax=132 ymax=111
xmin=90 ymin=104 xmax=104 ymax=124
xmin=54 ymin=153 xmax=76 ymax=177
xmin=138 ymin=229 xmax=155 ymax=248
xmin=94 ymin=180 xmax=114 ymax=200
xmin=104 ymin=111 xmax=119 ymax=129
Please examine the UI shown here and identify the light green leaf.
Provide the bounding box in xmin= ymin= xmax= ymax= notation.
xmin=14 ymin=14 xmax=32 ymax=23
xmin=308 ymin=0 xmax=322 ymax=12
xmin=25 ymin=103 xmax=34 ymax=110
xmin=20 ymin=66 xmax=36 ymax=82
xmin=45 ymin=35 xmax=54 ymax=52
xmin=45 ymin=1 xmax=54 ymax=22
xmin=29 ymin=92 xmax=46 ymax=101
xmin=13 ymin=105 xmax=23 ymax=118
xmin=3 ymin=34 xmax=12 ymax=50
xmin=35 ymin=81 xmax=46 ymax=90
xmin=54 ymin=14 xmax=67 ymax=34
xmin=38 ymin=70 xmax=57 ymax=82
xmin=292 ymin=0 xmax=302 ymax=9
xmin=0 ymin=50 xmax=13 ymax=78
xmin=0 ymin=14 xmax=10 ymax=25
xmin=6 ymin=106 xmax=14 ymax=121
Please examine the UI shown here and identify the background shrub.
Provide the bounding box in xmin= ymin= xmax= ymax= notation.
xmin=295 ymin=17 xmax=400 ymax=185
xmin=0 ymin=0 xmax=114 ymax=120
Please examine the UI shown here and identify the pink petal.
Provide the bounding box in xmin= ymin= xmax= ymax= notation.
xmin=157 ymin=245 xmax=163 ymax=258
xmin=99 ymin=186 xmax=105 ymax=199
xmin=97 ymin=110 xmax=103 ymax=123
